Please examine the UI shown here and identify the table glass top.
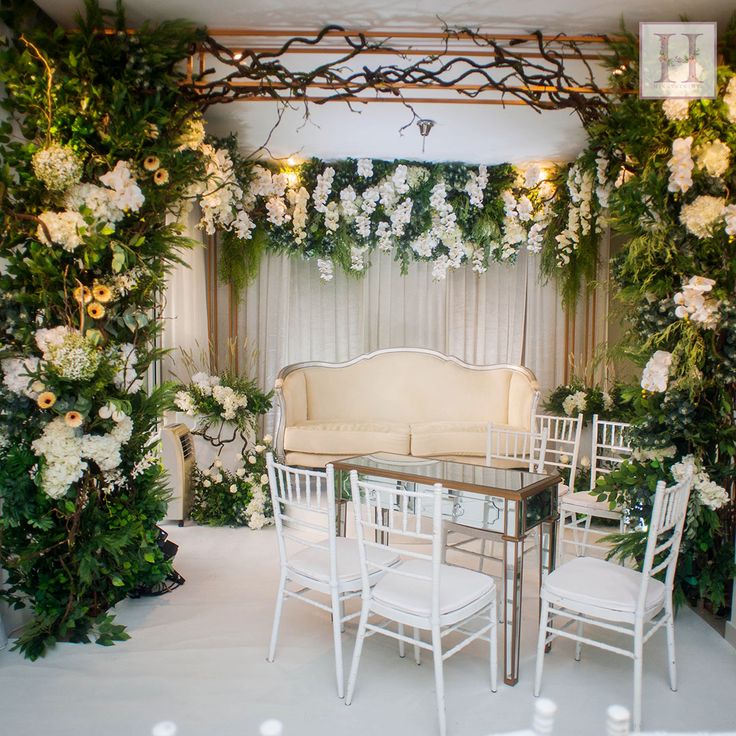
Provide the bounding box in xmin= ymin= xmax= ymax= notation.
xmin=334 ymin=454 xmax=555 ymax=497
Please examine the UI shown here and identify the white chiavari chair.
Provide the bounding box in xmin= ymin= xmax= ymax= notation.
xmin=535 ymin=468 xmax=694 ymax=732
xmin=558 ymin=414 xmax=632 ymax=559
xmin=345 ymin=471 xmax=498 ymax=736
xmin=265 ymin=453 xmax=400 ymax=698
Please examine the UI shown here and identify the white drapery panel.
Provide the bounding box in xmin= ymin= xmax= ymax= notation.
xmin=217 ymin=249 xmax=581 ymax=436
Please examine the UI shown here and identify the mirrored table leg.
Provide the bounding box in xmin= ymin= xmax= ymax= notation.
xmin=502 ymin=532 xmax=524 ymax=685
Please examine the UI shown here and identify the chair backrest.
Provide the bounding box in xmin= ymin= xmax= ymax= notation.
xmin=349 ymin=470 xmax=444 ymax=621
xmin=637 ymin=466 xmax=694 ymax=612
xmin=590 ymin=414 xmax=632 ymax=489
xmin=486 ymin=424 xmax=548 ymax=473
xmin=535 ymin=414 xmax=583 ymax=490
xmin=266 ymin=452 xmax=337 ymax=574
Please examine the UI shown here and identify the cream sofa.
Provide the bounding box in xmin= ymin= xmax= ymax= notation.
xmin=274 ymin=348 xmax=540 ymax=468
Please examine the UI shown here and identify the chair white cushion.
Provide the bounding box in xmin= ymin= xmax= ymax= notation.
xmin=288 ymin=537 xmax=400 ymax=585
xmin=372 ymin=559 xmax=495 ymax=618
xmin=543 ymin=556 xmax=665 ymax=615
xmin=284 ymin=420 xmax=410 ymax=455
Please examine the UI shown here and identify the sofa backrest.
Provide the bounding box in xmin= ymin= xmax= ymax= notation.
xmin=277 ymin=349 xmax=539 ymax=429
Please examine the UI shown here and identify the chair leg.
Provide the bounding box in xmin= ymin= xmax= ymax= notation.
xmin=431 ymin=625 xmax=447 ymax=736
xmin=580 ymin=514 xmax=593 ymax=556
xmin=345 ymin=603 xmax=370 ymax=706
xmin=632 ymin=623 xmax=644 ymax=732
xmin=574 ymin=620 xmax=584 ymax=661
xmin=665 ymin=605 xmax=677 ymax=691
xmin=534 ymin=598 xmax=550 ymax=697
xmin=398 ymin=623 xmax=406 ymax=658
xmin=330 ymin=587 xmax=345 ymax=698
xmin=490 ymin=599 xmax=498 ymax=693
xmin=267 ymin=570 xmax=287 ymax=663
xmin=414 ymin=627 xmax=422 ymax=665
xmin=339 ymin=599 xmax=346 ymax=633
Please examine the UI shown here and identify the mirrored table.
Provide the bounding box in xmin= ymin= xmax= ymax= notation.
xmin=333 ymin=454 xmax=561 ymax=686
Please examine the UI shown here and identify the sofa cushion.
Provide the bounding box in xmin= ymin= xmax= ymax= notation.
xmin=284 ymin=420 xmax=410 ymax=456
xmin=410 ymin=421 xmax=526 ymax=458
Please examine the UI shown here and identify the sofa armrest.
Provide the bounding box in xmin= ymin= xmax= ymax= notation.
xmin=274 ymin=370 xmax=308 ymax=456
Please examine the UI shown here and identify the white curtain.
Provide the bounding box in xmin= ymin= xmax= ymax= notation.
xmin=222 ymin=250 xmax=571 ymax=436
xmin=161 ymin=207 xmax=210 ymax=381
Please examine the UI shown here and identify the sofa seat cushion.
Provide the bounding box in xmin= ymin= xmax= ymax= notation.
xmin=284 ymin=420 xmax=410 ymax=456
xmin=543 ymin=556 xmax=665 ymax=619
xmin=410 ymin=421 xmax=524 ymax=458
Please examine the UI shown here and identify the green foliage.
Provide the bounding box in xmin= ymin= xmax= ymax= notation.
xmin=189 ymin=444 xmax=273 ymax=528
xmin=0 ymin=1 xmax=205 ymax=657
xmin=543 ymin=379 xmax=634 ymax=423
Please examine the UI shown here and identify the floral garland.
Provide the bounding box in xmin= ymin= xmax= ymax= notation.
xmin=542 ymin=380 xmax=632 ymax=424
xmin=200 ymin=138 xmax=558 ymax=291
xmin=0 ymin=4 xmax=212 ymax=658
xmin=546 ymin=30 xmax=736 ymax=610
xmin=174 ymin=371 xmax=272 ymax=433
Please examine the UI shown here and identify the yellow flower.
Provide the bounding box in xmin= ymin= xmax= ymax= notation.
xmin=73 ymin=285 xmax=93 ymax=304
xmin=143 ymin=155 xmax=160 ymax=172
xmin=92 ymin=284 xmax=113 ymax=303
xmin=64 ymin=410 xmax=83 ymax=428
xmin=37 ymin=391 xmax=57 ymax=409
xmin=87 ymin=302 xmax=105 ymax=319
xmin=154 ymin=168 xmax=169 ymax=186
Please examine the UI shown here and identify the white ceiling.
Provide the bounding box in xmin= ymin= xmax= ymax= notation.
xmin=35 ymin=0 xmax=736 ymax=164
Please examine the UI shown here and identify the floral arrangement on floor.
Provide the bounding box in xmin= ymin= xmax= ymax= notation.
xmin=544 ymin=28 xmax=736 ymax=610
xmin=0 ymin=3 xmax=212 ymax=658
xmin=188 ymin=440 xmax=273 ymax=528
xmin=203 ymin=136 xmax=559 ymax=291
xmin=543 ymin=380 xmax=633 ymax=423
xmin=174 ymin=370 xmax=273 ymax=435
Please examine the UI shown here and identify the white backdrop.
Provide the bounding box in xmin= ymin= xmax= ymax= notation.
xmin=213 ymin=248 xmax=592 ymax=436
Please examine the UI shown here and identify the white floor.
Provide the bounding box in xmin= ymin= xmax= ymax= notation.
xmin=1 ymin=524 xmax=735 ymax=736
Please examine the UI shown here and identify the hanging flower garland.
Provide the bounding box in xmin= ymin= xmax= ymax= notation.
xmin=192 ymin=136 xmax=558 ymax=291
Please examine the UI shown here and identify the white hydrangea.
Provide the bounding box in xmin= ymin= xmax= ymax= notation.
xmin=37 ymin=211 xmax=87 ymax=252
xmin=694 ymin=139 xmax=730 ymax=178
xmin=212 ymin=383 xmax=248 ymax=421
xmin=667 ymin=137 xmax=694 ymax=193
xmin=641 ymin=350 xmax=673 ymax=393
xmin=1 ymin=356 xmax=40 ymax=396
xmin=32 ymin=144 xmax=82 ymax=191
xmin=32 ymin=417 xmax=86 ymax=499
xmin=562 ymin=390 xmax=587 ymax=416
xmin=175 ymin=390 xmax=196 ymax=415
xmin=65 ymin=183 xmax=125 ymax=228
xmin=679 ymin=195 xmax=726 ymax=238
xmin=662 ymin=98 xmax=689 ymax=121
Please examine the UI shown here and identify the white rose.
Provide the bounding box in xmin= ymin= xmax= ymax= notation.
xmin=214 ymin=473 xmax=223 ymax=483
xmin=229 ymin=484 xmax=238 ymax=494
xmin=255 ymin=444 xmax=265 ymax=453
xmin=203 ymin=480 xmax=212 ymax=488
xmin=248 ymin=456 xmax=257 ymax=464
xmin=580 ymin=456 xmax=591 ymax=469
xmin=260 ymin=474 xmax=269 ymax=485
xmin=236 ymin=468 xmax=246 ymax=478
xmin=263 ymin=434 xmax=273 ymax=444
xmin=214 ymin=458 xmax=223 ymax=468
